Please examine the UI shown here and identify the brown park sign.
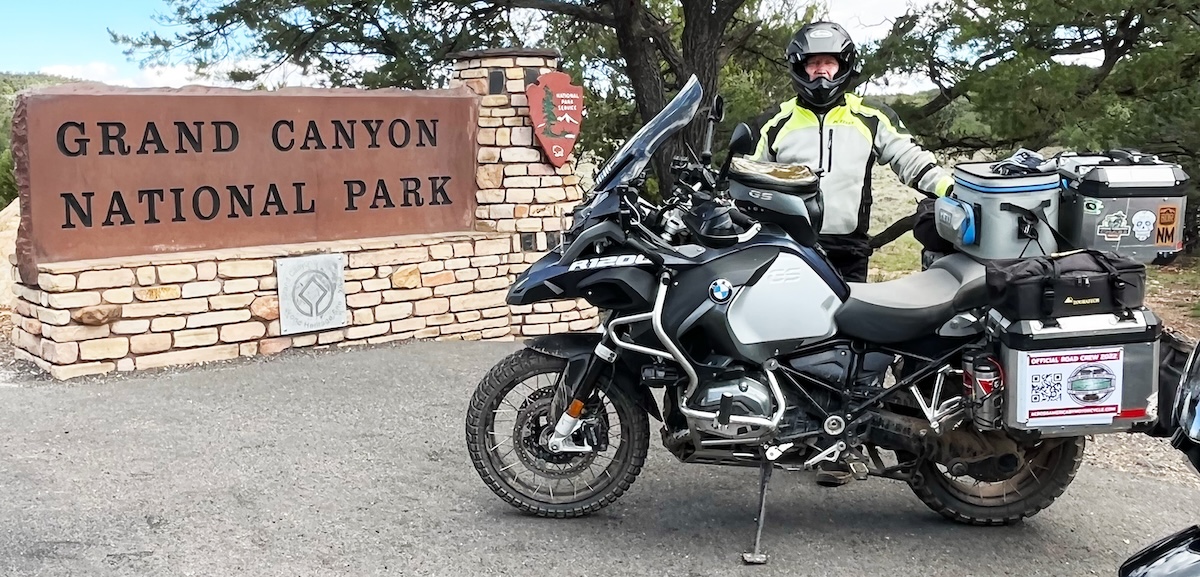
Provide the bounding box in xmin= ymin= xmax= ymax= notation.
xmin=12 ymin=84 xmax=480 ymax=283
xmin=525 ymin=72 xmax=583 ymax=168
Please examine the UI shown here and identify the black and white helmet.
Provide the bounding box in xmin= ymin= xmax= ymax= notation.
xmin=785 ymin=22 xmax=861 ymax=110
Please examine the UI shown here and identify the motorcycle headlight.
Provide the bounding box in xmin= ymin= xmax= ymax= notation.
xmin=1173 ymin=345 xmax=1200 ymax=443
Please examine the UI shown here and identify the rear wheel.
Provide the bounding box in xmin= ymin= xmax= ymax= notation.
xmin=465 ymin=348 xmax=650 ymax=518
xmin=907 ymin=436 xmax=1086 ymax=525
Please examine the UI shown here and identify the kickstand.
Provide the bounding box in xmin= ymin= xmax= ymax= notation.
xmin=742 ymin=457 xmax=773 ymax=565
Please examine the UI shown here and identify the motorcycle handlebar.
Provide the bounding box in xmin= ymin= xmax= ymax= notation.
xmin=624 ymin=232 xmax=665 ymax=267
xmin=728 ymin=206 xmax=755 ymax=230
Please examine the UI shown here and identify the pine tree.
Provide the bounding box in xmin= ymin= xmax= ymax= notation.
xmin=541 ymin=86 xmax=561 ymax=137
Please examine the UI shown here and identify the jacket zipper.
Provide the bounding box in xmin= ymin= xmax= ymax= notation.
xmin=827 ymin=127 xmax=835 ymax=173
xmin=817 ymin=114 xmax=826 ymax=177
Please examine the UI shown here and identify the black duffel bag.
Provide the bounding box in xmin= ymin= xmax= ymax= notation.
xmin=985 ymin=249 xmax=1146 ymax=322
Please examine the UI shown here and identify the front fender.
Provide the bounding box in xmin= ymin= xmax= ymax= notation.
xmin=526 ymin=332 xmax=662 ymax=421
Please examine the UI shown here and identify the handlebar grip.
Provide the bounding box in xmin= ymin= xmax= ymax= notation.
xmin=729 ymin=206 xmax=756 ymax=229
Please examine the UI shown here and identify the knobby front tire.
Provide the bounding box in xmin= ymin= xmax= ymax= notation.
xmin=465 ymin=348 xmax=650 ymax=518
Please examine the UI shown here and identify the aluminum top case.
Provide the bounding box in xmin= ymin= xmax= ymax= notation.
xmin=1054 ymin=151 xmax=1190 ymax=263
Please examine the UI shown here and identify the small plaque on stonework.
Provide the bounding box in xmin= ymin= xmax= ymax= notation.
xmin=277 ymin=254 xmax=348 ymax=336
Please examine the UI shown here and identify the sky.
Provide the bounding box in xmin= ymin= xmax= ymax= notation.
xmin=0 ymin=0 xmax=938 ymax=90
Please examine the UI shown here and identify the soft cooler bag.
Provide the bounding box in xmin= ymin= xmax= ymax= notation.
xmin=947 ymin=161 xmax=1063 ymax=259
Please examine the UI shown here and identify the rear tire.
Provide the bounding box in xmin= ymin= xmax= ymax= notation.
xmin=907 ymin=436 xmax=1086 ymax=525
xmin=465 ymin=348 xmax=650 ymax=518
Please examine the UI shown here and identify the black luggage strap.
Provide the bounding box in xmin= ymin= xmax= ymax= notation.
xmin=1041 ymin=259 xmax=1061 ymax=326
xmin=868 ymin=212 xmax=917 ymax=250
xmin=999 ymin=200 xmax=1078 ymax=251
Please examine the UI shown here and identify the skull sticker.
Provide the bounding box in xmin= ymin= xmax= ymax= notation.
xmin=1131 ymin=210 xmax=1157 ymax=241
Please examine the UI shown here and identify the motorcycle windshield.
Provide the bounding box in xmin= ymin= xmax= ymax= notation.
xmin=592 ymin=75 xmax=704 ymax=191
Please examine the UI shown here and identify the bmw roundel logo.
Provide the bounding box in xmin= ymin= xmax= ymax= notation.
xmin=709 ymin=279 xmax=733 ymax=304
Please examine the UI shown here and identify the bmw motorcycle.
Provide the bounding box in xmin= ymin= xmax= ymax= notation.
xmin=1120 ymin=344 xmax=1200 ymax=577
xmin=464 ymin=74 xmax=1184 ymax=565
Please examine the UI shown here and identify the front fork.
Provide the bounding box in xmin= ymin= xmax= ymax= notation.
xmin=546 ymin=336 xmax=619 ymax=453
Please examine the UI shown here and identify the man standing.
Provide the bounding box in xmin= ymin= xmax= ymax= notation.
xmin=752 ymin=21 xmax=955 ymax=486
xmin=753 ymin=21 xmax=954 ymax=284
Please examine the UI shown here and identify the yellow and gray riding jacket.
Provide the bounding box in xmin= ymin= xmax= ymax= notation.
xmin=752 ymin=93 xmax=953 ymax=254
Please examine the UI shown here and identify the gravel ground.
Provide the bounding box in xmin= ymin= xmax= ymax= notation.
xmin=1088 ymin=432 xmax=1200 ymax=488
xmin=2 ymin=340 xmax=1200 ymax=577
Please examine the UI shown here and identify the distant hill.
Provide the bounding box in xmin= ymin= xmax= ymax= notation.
xmin=0 ymin=71 xmax=74 ymax=93
xmin=1 ymin=72 xmax=75 ymax=207
xmin=1 ymin=72 xmax=76 ymax=151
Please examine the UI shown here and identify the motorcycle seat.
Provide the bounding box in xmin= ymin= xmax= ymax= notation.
xmin=834 ymin=253 xmax=988 ymax=344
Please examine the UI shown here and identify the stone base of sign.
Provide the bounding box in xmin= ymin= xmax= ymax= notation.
xmin=7 ymin=231 xmax=599 ymax=380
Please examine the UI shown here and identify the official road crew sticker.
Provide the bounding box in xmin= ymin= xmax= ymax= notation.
xmin=709 ymin=279 xmax=733 ymax=304
xmin=1015 ymin=347 xmax=1124 ymax=427
xmin=1096 ymin=211 xmax=1131 ymax=242
xmin=1157 ymin=205 xmax=1179 ymax=247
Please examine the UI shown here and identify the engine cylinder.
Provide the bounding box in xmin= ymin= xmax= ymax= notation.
xmin=685 ymin=373 xmax=776 ymax=440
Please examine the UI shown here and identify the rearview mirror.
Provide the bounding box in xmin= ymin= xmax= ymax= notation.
xmin=728 ymin=123 xmax=755 ymax=157
xmin=719 ymin=122 xmax=757 ymax=183
xmin=711 ymin=95 xmax=725 ymax=123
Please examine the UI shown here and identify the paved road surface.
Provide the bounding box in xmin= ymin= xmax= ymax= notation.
xmin=0 ymin=340 xmax=1197 ymax=576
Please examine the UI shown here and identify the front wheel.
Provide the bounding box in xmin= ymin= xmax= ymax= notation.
xmin=907 ymin=436 xmax=1086 ymax=525
xmin=465 ymin=348 xmax=650 ymax=518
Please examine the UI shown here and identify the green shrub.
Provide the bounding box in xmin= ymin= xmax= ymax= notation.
xmin=0 ymin=148 xmax=15 ymax=209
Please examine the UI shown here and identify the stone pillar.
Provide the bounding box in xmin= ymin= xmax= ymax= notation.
xmin=447 ymin=48 xmax=597 ymax=337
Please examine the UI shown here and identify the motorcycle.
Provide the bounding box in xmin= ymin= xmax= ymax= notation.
xmin=1121 ymin=343 xmax=1200 ymax=577
xmin=464 ymin=74 xmax=1183 ymax=565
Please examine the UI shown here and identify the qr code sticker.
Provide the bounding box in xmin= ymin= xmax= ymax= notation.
xmin=1029 ymin=373 xmax=1062 ymax=403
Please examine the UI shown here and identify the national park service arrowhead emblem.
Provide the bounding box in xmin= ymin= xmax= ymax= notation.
xmin=525 ymin=71 xmax=584 ymax=168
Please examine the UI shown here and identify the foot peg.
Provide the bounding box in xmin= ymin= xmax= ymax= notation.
xmin=910 ymin=365 xmax=967 ymax=434
xmin=849 ymin=460 xmax=869 ymax=480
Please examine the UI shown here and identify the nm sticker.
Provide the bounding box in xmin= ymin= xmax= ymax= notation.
xmin=1157 ymin=205 xmax=1179 ymax=247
